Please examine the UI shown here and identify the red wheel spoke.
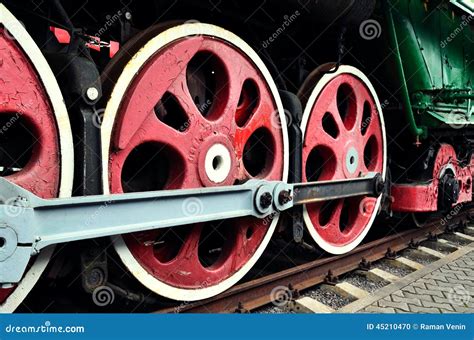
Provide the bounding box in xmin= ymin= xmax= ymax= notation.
xmin=213 ymin=76 xmax=242 ymax=130
xmin=316 ymin=200 xmax=344 ymax=241
xmin=233 ymin=80 xmax=285 ymax=181
xmin=235 ymin=217 xmax=268 ymax=257
xmin=327 ymin=100 xmax=347 ymax=133
xmin=313 ymin=78 xmax=347 ymax=131
xmin=133 ymin=114 xmax=192 ymax=156
xmin=175 ymin=224 xmax=203 ymax=267
xmin=235 ymin=122 xmax=284 ymax=181
xmin=113 ymin=37 xmax=203 ymax=150
xmin=362 ymin=119 xmax=380 ymax=144
xmin=306 ymin=119 xmax=341 ymax=151
xmin=198 ymin=39 xmax=250 ymax=127
xmin=166 ymin=72 xmax=209 ymax=133
xmin=234 ymin=71 xmax=272 ymax=127
xmin=353 ymin=82 xmax=373 ymax=131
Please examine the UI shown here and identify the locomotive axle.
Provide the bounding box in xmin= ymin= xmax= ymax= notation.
xmin=0 ymin=173 xmax=383 ymax=286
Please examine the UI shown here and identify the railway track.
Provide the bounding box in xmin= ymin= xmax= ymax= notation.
xmin=156 ymin=210 xmax=474 ymax=313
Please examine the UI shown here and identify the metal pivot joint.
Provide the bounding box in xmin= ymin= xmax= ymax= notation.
xmin=0 ymin=173 xmax=383 ymax=285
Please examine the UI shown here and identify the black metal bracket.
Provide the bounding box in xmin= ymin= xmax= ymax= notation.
xmin=235 ymin=302 xmax=250 ymax=314
xmin=80 ymin=246 xmax=109 ymax=293
xmin=324 ymin=270 xmax=339 ymax=285
xmin=359 ymin=258 xmax=372 ymax=271
xmin=408 ymin=239 xmax=421 ymax=249
xmin=385 ymin=247 xmax=398 ymax=260
xmin=280 ymin=90 xmax=305 ymax=244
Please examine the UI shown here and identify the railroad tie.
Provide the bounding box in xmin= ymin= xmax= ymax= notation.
xmin=417 ymin=246 xmax=446 ymax=258
xmin=287 ymin=297 xmax=334 ymax=314
xmin=365 ymin=268 xmax=399 ymax=283
xmin=322 ymin=282 xmax=369 ymax=300
xmin=392 ymin=257 xmax=424 ymax=271
xmin=454 ymin=232 xmax=474 ymax=242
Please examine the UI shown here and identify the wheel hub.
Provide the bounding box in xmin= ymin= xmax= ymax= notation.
xmin=197 ymin=136 xmax=236 ymax=187
xmin=344 ymin=145 xmax=359 ymax=176
xmin=204 ymin=143 xmax=232 ymax=184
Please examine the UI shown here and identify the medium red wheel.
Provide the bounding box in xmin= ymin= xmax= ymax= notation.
xmin=299 ymin=66 xmax=386 ymax=254
xmin=101 ymin=23 xmax=288 ymax=300
xmin=0 ymin=5 xmax=74 ymax=311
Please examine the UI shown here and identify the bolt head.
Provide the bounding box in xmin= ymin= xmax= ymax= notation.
xmin=278 ymin=190 xmax=293 ymax=205
xmin=374 ymin=174 xmax=385 ymax=195
xmin=259 ymin=192 xmax=273 ymax=209
xmin=87 ymin=268 xmax=105 ymax=287
xmin=86 ymin=87 xmax=99 ymax=101
xmin=125 ymin=12 xmax=132 ymax=20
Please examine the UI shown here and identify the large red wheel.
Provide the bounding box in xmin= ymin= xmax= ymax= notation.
xmin=101 ymin=23 xmax=289 ymax=300
xmin=299 ymin=66 xmax=386 ymax=254
xmin=0 ymin=5 xmax=74 ymax=312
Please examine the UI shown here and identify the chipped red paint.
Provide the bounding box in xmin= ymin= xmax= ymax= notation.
xmin=302 ymin=74 xmax=384 ymax=247
xmin=108 ymin=36 xmax=285 ymax=288
xmin=392 ymin=144 xmax=472 ymax=212
xmin=0 ymin=28 xmax=62 ymax=304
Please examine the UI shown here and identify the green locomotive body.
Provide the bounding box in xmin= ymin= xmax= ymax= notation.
xmin=386 ymin=0 xmax=473 ymax=137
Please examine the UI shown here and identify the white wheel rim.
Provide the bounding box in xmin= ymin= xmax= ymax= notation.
xmin=101 ymin=23 xmax=289 ymax=301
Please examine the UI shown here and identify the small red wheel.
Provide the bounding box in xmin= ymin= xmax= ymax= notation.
xmin=299 ymin=66 xmax=386 ymax=254
xmin=0 ymin=5 xmax=74 ymax=312
xmin=101 ymin=23 xmax=289 ymax=300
